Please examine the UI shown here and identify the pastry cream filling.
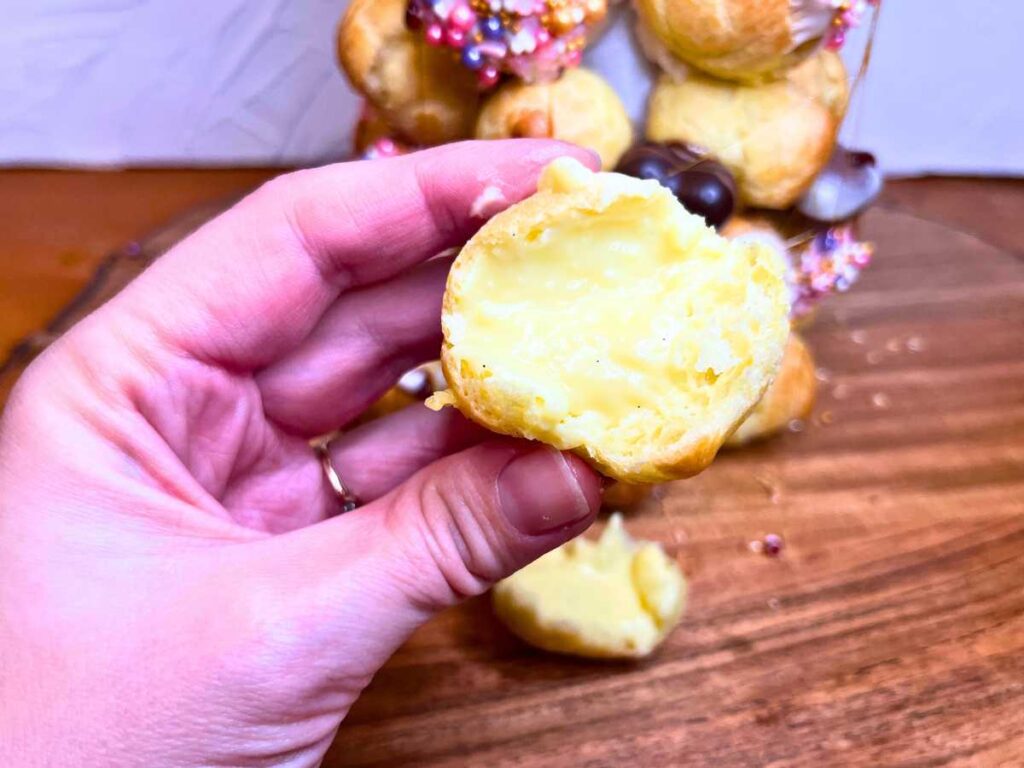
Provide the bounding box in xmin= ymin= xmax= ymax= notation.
xmin=492 ymin=514 xmax=686 ymax=658
xmin=432 ymin=159 xmax=787 ymax=477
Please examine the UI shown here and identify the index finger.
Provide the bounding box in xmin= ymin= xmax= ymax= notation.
xmin=112 ymin=140 xmax=599 ymax=370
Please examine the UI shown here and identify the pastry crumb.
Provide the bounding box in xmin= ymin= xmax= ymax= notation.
xmin=469 ymin=185 xmax=507 ymax=219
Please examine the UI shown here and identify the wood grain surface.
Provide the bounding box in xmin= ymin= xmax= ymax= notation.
xmin=0 ymin=167 xmax=275 ymax=403
xmin=1 ymin=171 xmax=1022 ymax=766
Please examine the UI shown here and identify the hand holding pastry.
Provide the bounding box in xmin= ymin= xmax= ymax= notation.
xmin=0 ymin=141 xmax=607 ymax=767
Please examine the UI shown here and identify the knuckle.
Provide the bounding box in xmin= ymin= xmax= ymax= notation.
xmin=392 ymin=462 xmax=512 ymax=609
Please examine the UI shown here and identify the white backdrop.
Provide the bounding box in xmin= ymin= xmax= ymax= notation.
xmin=2 ymin=0 xmax=1021 ymax=176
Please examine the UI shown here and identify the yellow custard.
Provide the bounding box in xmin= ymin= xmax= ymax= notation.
xmin=493 ymin=514 xmax=687 ymax=659
xmin=429 ymin=158 xmax=789 ymax=482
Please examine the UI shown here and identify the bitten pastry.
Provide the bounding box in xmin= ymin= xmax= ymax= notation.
xmin=475 ymin=68 xmax=633 ymax=170
xmin=634 ymin=0 xmax=843 ymax=82
xmin=493 ymin=514 xmax=686 ymax=659
xmin=337 ymin=0 xmax=480 ymax=146
xmin=646 ymin=51 xmax=848 ymax=209
xmin=726 ymin=333 xmax=817 ymax=446
xmin=426 ymin=157 xmax=789 ymax=483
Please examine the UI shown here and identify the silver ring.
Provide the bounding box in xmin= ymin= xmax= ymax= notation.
xmin=313 ymin=440 xmax=359 ymax=513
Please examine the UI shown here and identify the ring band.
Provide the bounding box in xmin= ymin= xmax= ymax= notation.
xmin=313 ymin=440 xmax=359 ymax=513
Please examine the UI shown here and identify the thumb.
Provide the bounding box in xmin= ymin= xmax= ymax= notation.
xmin=237 ymin=441 xmax=600 ymax=684
xmin=371 ymin=440 xmax=602 ymax=612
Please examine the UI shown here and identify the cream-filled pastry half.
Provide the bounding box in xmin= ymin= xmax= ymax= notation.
xmin=493 ymin=514 xmax=686 ymax=659
xmin=428 ymin=157 xmax=789 ymax=483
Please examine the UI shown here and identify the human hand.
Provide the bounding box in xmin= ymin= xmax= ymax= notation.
xmin=0 ymin=141 xmax=602 ymax=767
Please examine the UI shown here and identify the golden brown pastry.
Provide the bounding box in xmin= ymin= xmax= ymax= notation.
xmin=726 ymin=333 xmax=817 ymax=446
xmin=786 ymin=50 xmax=850 ymax=120
xmin=634 ymin=0 xmax=840 ymax=82
xmin=426 ymin=157 xmax=789 ymax=483
xmin=337 ymin=0 xmax=479 ymax=146
xmin=474 ymin=68 xmax=633 ymax=170
xmin=493 ymin=514 xmax=686 ymax=659
xmin=646 ymin=51 xmax=848 ymax=209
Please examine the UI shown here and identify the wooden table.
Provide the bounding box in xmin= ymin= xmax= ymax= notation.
xmin=2 ymin=171 xmax=1023 ymax=766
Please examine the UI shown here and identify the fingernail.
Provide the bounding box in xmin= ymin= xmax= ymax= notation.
xmin=498 ymin=447 xmax=598 ymax=536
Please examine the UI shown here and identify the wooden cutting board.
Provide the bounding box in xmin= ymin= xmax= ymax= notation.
xmin=2 ymin=188 xmax=1023 ymax=767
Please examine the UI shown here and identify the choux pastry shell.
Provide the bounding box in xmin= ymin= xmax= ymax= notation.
xmin=646 ymin=51 xmax=848 ymax=209
xmin=634 ymin=0 xmax=839 ymax=82
xmin=338 ymin=0 xmax=479 ymax=146
xmin=475 ymin=68 xmax=633 ymax=170
xmin=726 ymin=333 xmax=817 ymax=446
xmin=786 ymin=49 xmax=851 ymax=121
xmin=427 ymin=157 xmax=790 ymax=483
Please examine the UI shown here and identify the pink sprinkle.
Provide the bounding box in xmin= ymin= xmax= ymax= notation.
xmin=446 ymin=27 xmax=467 ymax=46
xmin=450 ymin=3 xmax=475 ymax=30
xmin=763 ymin=534 xmax=784 ymax=557
xmin=425 ymin=24 xmax=444 ymax=45
xmin=478 ymin=65 xmax=500 ymax=88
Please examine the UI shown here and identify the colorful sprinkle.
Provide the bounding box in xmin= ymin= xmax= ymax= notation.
xmin=749 ymin=534 xmax=785 ymax=557
xmin=826 ymin=0 xmax=880 ymax=51
xmin=763 ymin=534 xmax=784 ymax=557
xmin=405 ymin=0 xmax=606 ymax=88
xmin=789 ymin=225 xmax=874 ymax=319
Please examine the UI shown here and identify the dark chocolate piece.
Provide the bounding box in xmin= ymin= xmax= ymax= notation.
xmin=616 ymin=142 xmax=736 ymax=229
